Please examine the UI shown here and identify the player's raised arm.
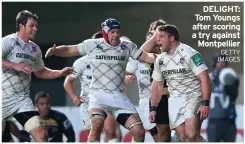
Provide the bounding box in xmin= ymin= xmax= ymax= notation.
xmin=45 ymin=44 xmax=80 ymax=58
xmin=138 ymin=28 xmax=160 ymax=64
xmin=139 ymin=52 xmax=157 ymax=64
xmin=45 ymin=38 xmax=92 ymax=58
xmin=140 ymin=28 xmax=158 ymax=53
xmin=34 ymin=67 xmax=75 ymax=79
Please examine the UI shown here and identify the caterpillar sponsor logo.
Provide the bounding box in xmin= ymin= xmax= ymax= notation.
xmin=162 ymin=68 xmax=186 ymax=75
xmin=95 ymin=55 xmax=125 ymax=60
xmin=140 ymin=70 xmax=150 ymax=75
xmin=16 ymin=53 xmax=35 ymax=62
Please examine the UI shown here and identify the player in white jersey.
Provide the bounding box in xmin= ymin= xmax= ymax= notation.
xmin=125 ymin=19 xmax=171 ymax=142
xmin=64 ymin=31 xmax=122 ymax=142
xmin=122 ymin=35 xmax=159 ymax=141
xmin=45 ymin=18 xmax=156 ymax=142
xmin=2 ymin=10 xmax=74 ymax=142
xmin=147 ymin=25 xmax=211 ymax=142
xmin=126 ymin=58 xmax=159 ymax=140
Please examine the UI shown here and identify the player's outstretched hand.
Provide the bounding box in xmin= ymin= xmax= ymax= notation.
xmin=149 ymin=111 xmax=157 ymax=123
xmin=199 ymin=105 xmax=210 ymax=120
xmin=45 ymin=44 xmax=57 ymax=58
xmin=125 ymin=75 xmax=135 ymax=85
xmin=72 ymin=96 xmax=83 ymax=106
xmin=60 ymin=67 xmax=76 ymax=76
xmin=14 ymin=63 xmax=33 ymax=75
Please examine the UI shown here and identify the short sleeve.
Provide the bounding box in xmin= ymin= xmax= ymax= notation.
xmin=189 ymin=50 xmax=208 ymax=76
xmin=70 ymin=57 xmax=86 ymax=79
xmin=2 ymin=38 xmax=13 ymax=58
xmin=32 ymin=47 xmax=45 ymax=71
xmin=77 ymin=39 xmax=91 ymax=56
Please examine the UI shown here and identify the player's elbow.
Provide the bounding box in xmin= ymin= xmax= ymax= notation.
xmin=139 ymin=52 xmax=155 ymax=64
xmin=63 ymin=76 xmax=74 ymax=88
xmin=34 ymin=68 xmax=45 ymax=79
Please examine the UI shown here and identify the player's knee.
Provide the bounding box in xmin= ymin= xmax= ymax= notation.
xmin=131 ymin=125 xmax=145 ymax=141
xmin=91 ymin=119 xmax=104 ymax=131
xmin=178 ymin=134 xmax=189 ymax=142
xmin=104 ymin=127 xmax=116 ymax=139
xmin=90 ymin=112 xmax=105 ymax=132
xmin=158 ymin=128 xmax=171 ymax=137
xmin=187 ymin=132 xmax=199 ymax=142
xmin=134 ymin=129 xmax=145 ymax=141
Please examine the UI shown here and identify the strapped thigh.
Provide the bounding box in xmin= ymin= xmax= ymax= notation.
xmin=90 ymin=111 xmax=107 ymax=120
xmin=127 ymin=120 xmax=143 ymax=130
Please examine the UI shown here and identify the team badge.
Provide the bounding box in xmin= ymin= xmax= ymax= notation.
xmin=32 ymin=46 xmax=37 ymax=55
xmin=159 ymin=60 xmax=163 ymax=65
xmin=180 ymin=57 xmax=185 ymax=65
xmin=121 ymin=45 xmax=126 ymax=50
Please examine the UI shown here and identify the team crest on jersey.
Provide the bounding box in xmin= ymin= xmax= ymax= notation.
xmin=32 ymin=46 xmax=37 ymax=55
xmin=16 ymin=41 xmax=21 ymax=47
xmin=159 ymin=60 xmax=163 ymax=65
xmin=120 ymin=45 xmax=126 ymax=50
xmin=97 ymin=45 xmax=103 ymax=50
xmin=180 ymin=57 xmax=185 ymax=65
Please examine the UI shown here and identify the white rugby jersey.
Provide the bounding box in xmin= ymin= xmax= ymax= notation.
xmin=70 ymin=55 xmax=92 ymax=102
xmin=2 ymin=33 xmax=44 ymax=97
xmin=77 ymin=38 xmax=142 ymax=93
xmin=152 ymin=43 xmax=208 ymax=98
xmin=126 ymin=58 xmax=152 ymax=99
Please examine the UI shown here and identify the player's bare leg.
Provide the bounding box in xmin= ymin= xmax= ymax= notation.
xmin=148 ymin=126 xmax=158 ymax=142
xmin=103 ymin=114 xmax=119 ymax=142
xmin=174 ymin=123 xmax=189 ymax=142
xmin=88 ymin=108 xmax=106 ymax=142
xmin=86 ymin=129 xmax=90 ymax=136
xmin=157 ymin=124 xmax=171 ymax=142
xmin=185 ymin=115 xmax=203 ymax=142
xmin=115 ymin=123 xmax=122 ymax=142
xmin=124 ymin=113 xmax=145 ymax=142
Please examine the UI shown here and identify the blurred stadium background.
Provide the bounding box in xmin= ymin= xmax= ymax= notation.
xmin=2 ymin=2 xmax=244 ymax=142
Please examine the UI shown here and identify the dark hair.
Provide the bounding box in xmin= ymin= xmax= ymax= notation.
xmin=35 ymin=91 xmax=51 ymax=104
xmin=148 ymin=19 xmax=166 ymax=32
xmin=145 ymin=31 xmax=153 ymax=40
xmin=91 ymin=31 xmax=103 ymax=39
xmin=158 ymin=24 xmax=180 ymax=41
xmin=16 ymin=10 xmax=38 ymax=31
